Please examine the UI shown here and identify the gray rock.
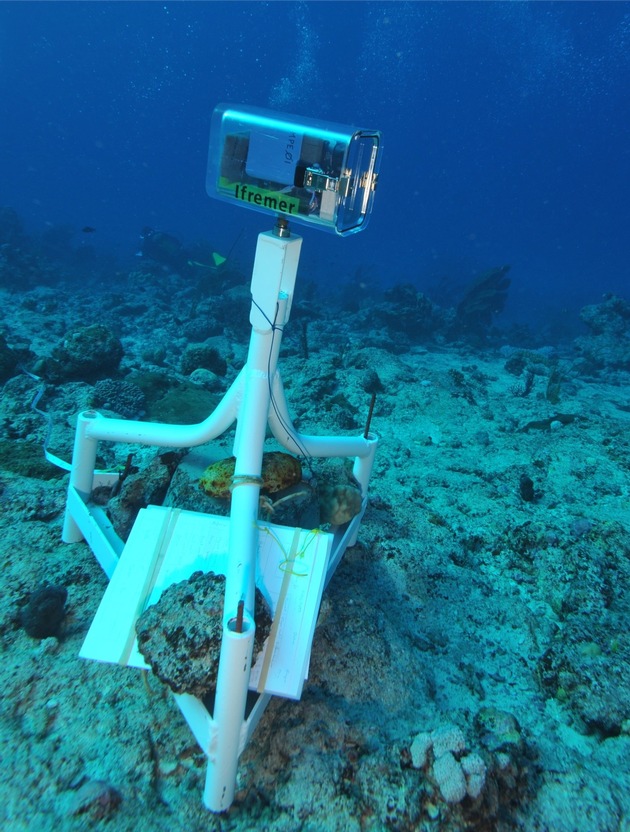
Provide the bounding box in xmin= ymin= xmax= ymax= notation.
xmin=135 ymin=571 xmax=272 ymax=699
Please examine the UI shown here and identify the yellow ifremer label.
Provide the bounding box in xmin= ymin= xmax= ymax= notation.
xmin=220 ymin=177 xmax=300 ymax=215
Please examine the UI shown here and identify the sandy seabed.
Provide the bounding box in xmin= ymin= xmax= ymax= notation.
xmin=1 ymin=276 xmax=630 ymax=832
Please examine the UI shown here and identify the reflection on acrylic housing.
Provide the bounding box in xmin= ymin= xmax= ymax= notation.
xmin=206 ymin=104 xmax=382 ymax=235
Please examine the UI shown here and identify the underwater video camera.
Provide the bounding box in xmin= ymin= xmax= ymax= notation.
xmin=206 ymin=104 xmax=382 ymax=235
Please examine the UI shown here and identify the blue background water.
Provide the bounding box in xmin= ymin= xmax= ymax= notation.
xmin=1 ymin=1 xmax=628 ymax=331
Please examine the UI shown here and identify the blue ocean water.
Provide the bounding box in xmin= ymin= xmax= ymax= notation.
xmin=1 ymin=1 xmax=629 ymax=332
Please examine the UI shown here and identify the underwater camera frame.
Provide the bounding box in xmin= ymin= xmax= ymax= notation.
xmin=62 ymin=105 xmax=383 ymax=813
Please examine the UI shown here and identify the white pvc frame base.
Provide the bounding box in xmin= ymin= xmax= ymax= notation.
xmin=62 ymin=228 xmax=379 ymax=812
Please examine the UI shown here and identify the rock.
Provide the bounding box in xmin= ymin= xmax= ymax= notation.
xmin=0 ymin=333 xmax=18 ymax=382
xmin=454 ymin=265 xmax=511 ymax=338
xmin=188 ymin=367 xmax=224 ymax=392
xmin=20 ymin=583 xmax=67 ymax=639
xmin=580 ymin=294 xmax=630 ymax=335
xmin=575 ymin=295 xmax=630 ymax=369
xmin=106 ymin=449 xmax=184 ymax=541
xmin=135 ymin=571 xmax=272 ymax=699
xmin=318 ymin=483 xmax=363 ymax=526
xmin=356 ymin=283 xmax=442 ymax=345
xmin=68 ymin=779 xmax=122 ymax=819
xmin=45 ymin=324 xmax=123 ymax=381
xmin=180 ymin=342 xmax=227 ymax=376
xmin=475 ymin=708 xmax=523 ymax=754
xmin=527 ymin=770 xmax=621 ymax=832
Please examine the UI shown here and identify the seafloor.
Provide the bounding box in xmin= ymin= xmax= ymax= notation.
xmin=1 ymin=251 xmax=630 ymax=832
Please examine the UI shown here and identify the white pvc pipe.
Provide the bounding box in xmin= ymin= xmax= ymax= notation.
xmin=62 ymin=371 xmax=243 ymax=544
xmin=223 ymin=234 xmax=298 ymax=620
xmin=62 ymin=410 xmax=100 ymax=542
xmin=268 ymin=371 xmax=377 ymax=461
xmin=203 ymin=614 xmax=255 ymax=812
xmin=204 ymin=231 xmax=301 ymax=812
xmin=352 ymin=432 xmax=379 ymax=495
xmin=224 ymin=304 xmax=287 ymax=618
xmin=82 ymin=370 xmax=244 ymax=447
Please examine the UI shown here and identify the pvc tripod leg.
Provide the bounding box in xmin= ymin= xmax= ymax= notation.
xmin=203 ymin=229 xmax=302 ymax=812
xmin=203 ymin=613 xmax=255 ymax=811
xmin=62 ymin=411 xmax=99 ymax=543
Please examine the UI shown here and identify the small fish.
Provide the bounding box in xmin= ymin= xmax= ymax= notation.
xmin=82 ymin=226 xmax=96 ymax=233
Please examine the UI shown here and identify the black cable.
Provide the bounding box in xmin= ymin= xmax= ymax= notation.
xmin=249 ymin=293 xmax=312 ymax=463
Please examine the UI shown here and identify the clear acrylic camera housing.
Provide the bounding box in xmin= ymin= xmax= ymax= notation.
xmin=206 ymin=104 xmax=382 ymax=236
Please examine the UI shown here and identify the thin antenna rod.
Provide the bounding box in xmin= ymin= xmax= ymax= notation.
xmin=364 ymin=392 xmax=376 ymax=439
